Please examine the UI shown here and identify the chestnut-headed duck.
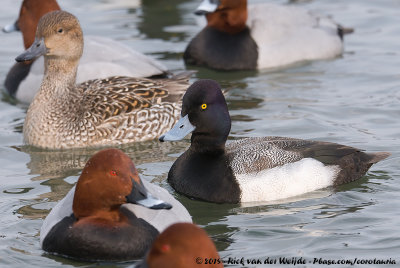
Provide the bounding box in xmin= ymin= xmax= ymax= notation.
xmin=3 ymin=0 xmax=167 ymax=103
xmin=15 ymin=11 xmax=192 ymax=149
xmin=40 ymin=148 xmax=192 ymax=261
xmin=184 ymin=0 xmax=353 ymax=71
xmin=137 ymin=223 xmax=223 ymax=268
xmin=159 ymin=80 xmax=390 ymax=203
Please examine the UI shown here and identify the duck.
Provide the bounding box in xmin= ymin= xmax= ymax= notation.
xmin=40 ymin=148 xmax=192 ymax=261
xmin=15 ymin=10 xmax=192 ymax=149
xmin=3 ymin=0 xmax=167 ymax=103
xmin=184 ymin=0 xmax=353 ymax=71
xmin=159 ymin=79 xmax=390 ymax=203
xmin=137 ymin=223 xmax=223 ymax=268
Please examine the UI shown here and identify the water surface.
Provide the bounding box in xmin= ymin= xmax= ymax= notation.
xmin=0 ymin=0 xmax=399 ymax=267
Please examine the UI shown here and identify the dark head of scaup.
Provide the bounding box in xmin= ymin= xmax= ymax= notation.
xmin=159 ymin=79 xmax=390 ymax=204
xmin=42 ymin=148 xmax=172 ymax=261
xmin=160 ymin=80 xmax=241 ymax=203
xmin=183 ymin=0 xmax=258 ymax=70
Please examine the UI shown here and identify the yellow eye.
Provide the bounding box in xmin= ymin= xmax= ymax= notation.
xmin=201 ymin=103 xmax=207 ymax=110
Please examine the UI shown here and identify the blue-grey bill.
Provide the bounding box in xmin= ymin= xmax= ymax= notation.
xmin=195 ymin=0 xmax=219 ymax=15
xmin=15 ymin=37 xmax=47 ymax=62
xmin=159 ymin=114 xmax=196 ymax=142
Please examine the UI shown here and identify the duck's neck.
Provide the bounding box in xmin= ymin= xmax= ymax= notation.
xmin=39 ymin=57 xmax=79 ymax=97
xmin=190 ymin=133 xmax=227 ymax=154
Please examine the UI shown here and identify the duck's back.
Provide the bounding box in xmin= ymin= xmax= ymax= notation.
xmin=14 ymin=36 xmax=167 ymax=103
xmin=248 ymin=3 xmax=343 ymax=69
xmin=78 ymin=36 xmax=167 ymax=79
xmin=226 ymin=137 xmax=388 ymax=202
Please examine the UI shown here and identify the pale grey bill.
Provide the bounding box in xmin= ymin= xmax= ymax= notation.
xmin=196 ymin=0 xmax=219 ymax=14
xmin=159 ymin=114 xmax=196 ymax=142
xmin=2 ymin=22 xmax=18 ymax=33
xmin=136 ymin=193 xmax=172 ymax=209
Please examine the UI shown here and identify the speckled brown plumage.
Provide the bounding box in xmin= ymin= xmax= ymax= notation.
xmin=24 ymin=75 xmax=189 ymax=149
xmin=19 ymin=11 xmax=191 ymax=149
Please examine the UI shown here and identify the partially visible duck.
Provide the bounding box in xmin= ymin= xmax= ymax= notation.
xmin=40 ymin=148 xmax=192 ymax=261
xmin=15 ymin=11 xmax=191 ymax=149
xmin=159 ymin=80 xmax=390 ymax=203
xmin=184 ymin=0 xmax=352 ymax=71
xmin=3 ymin=0 xmax=167 ymax=103
xmin=137 ymin=223 xmax=223 ymax=268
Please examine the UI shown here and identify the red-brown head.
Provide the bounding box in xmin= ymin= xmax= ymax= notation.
xmin=196 ymin=0 xmax=248 ymax=34
xmin=72 ymin=149 xmax=171 ymax=222
xmin=17 ymin=0 xmax=61 ymax=49
xmin=145 ymin=223 xmax=223 ymax=268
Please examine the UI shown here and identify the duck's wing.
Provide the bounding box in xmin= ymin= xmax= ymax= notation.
xmin=78 ymin=75 xmax=190 ymax=118
xmin=73 ymin=76 xmax=190 ymax=142
xmin=124 ymin=180 xmax=192 ymax=233
xmin=226 ymin=136 xmax=307 ymax=174
xmin=77 ymin=36 xmax=168 ymax=80
xmin=226 ymin=136 xmax=362 ymax=174
xmin=227 ymin=136 xmax=389 ymax=184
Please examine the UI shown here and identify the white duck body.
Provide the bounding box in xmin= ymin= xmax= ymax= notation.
xmin=247 ymin=3 xmax=343 ymax=69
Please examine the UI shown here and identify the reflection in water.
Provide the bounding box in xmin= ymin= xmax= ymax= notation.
xmin=179 ymin=196 xmax=239 ymax=251
xmin=15 ymin=140 xmax=188 ymax=180
xmin=136 ymin=0 xmax=189 ymax=41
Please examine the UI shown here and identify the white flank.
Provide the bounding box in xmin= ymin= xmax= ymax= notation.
xmin=40 ymin=185 xmax=75 ymax=247
xmin=237 ymin=158 xmax=339 ymax=203
xmin=248 ymin=4 xmax=343 ymax=69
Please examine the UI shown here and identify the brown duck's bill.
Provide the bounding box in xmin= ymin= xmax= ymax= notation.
xmin=126 ymin=178 xmax=172 ymax=210
xmin=15 ymin=37 xmax=47 ymax=62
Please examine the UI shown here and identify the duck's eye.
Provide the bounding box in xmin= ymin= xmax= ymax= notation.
xmin=201 ymin=103 xmax=207 ymax=110
xmin=110 ymin=170 xmax=117 ymax=176
xmin=57 ymin=28 xmax=63 ymax=33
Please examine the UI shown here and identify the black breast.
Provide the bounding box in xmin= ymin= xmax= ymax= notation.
xmin=184 ymin=26 xmax=258 ymax=71
xmin=167 ymin=150 xmax=241 ymax=203
xmin=4 ymin=62 xmax=32 ymax=97
xmin=42 ymin=207 xmax=159 ymax=261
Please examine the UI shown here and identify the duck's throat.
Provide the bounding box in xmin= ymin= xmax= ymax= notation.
xmin=190 ymin=133 xmax=226 ymax=154
xmin=42 ymin=57 xmax=79 ymax=91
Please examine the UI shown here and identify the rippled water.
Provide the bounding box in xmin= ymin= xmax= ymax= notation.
xmin=0 ymin=0 xmax=399 ymax=267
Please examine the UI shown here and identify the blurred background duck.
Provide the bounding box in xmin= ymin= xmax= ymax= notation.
xmin=3 ymin=0 xmax=168 ymax=103
xmin=16 ymin=11 xmax=191 ymax=149
xmin=184 ymin=0 xmax=353 ymax=71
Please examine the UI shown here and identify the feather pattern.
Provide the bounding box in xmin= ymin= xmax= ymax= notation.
xmin=227 ymin=137 xmax=312 ymax=174
xmin=24 ymin=75 xmax=189 ymax=149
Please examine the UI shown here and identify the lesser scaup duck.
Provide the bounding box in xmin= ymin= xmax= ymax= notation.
xmin=184 ymin=0 xmax=353 ymax=71
xmin=137 ymin=223 xmax=222 ymax=268
xmin=40 ymin=148 xmax=192 ymax=261
xmin=15 ymin=11 xmax=191 ymax=149
xmin=3 ymin=0 xmax=167 ymax=103
xmin=159 ymin=80 xmax=390 ymax=203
